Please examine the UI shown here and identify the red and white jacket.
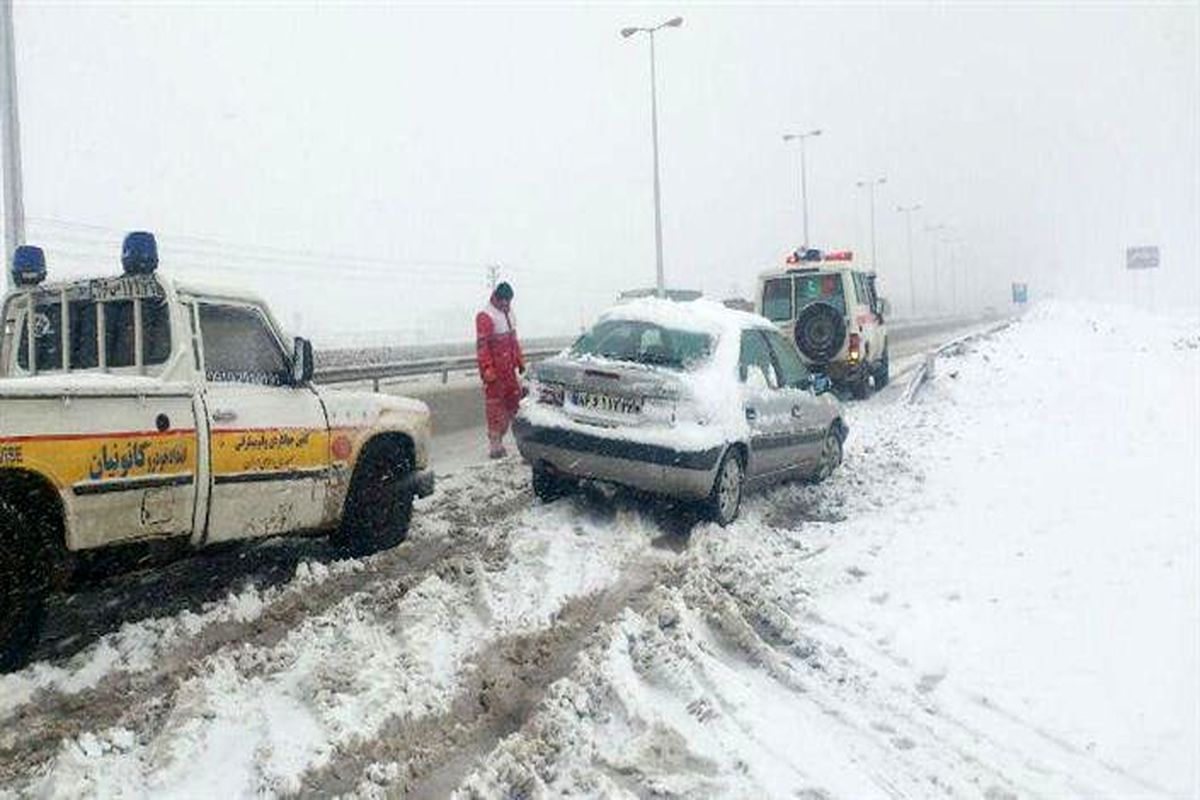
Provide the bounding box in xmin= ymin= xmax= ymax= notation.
xmin=475 ymin=303 xmax=525 ymax=384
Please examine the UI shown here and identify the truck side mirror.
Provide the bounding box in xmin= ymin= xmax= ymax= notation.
xmin=292 ymin=337 xmax=314 ymax=384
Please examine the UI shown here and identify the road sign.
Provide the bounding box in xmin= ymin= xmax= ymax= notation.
xmin=1126 ymin=246 xmax=1160 ymax=270
xmin=1011 ymin=282 xmax=1029 ymax=304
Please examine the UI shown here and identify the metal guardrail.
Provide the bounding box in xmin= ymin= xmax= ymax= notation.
xmin=314 ymin=317 xmax=997 ymax=392
xmin=903 ymin=319 xmax=1017 ymax=404
xmin=315 ymin=347 xmax=564 ymax=391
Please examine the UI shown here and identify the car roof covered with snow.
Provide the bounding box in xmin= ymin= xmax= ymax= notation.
xmin=598 ymin=297 xmax=776 ymax=337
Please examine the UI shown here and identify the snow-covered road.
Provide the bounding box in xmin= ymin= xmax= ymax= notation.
xmin=0 ymin=303 xmax=1195 ymax=799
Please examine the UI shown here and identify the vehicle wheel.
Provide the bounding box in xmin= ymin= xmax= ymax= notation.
xmin=793 ymin=303 xmax=847 ymax=363
xmin=532 ymin=462 xmax=574 ymax=503
xmin=703 ymin=449 xmax=745 ymax=526
xmin=810 ymin=426 xmax=844 ymax=483
xmin=1 ymin=501 xmax=47 ymax=673
xmin=874 ymin=347 xmax=890 ymax=389
xmin=336 ymin=446 xmax=414 ymax=557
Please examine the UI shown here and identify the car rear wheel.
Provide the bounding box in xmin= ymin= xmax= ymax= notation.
xmin=810 ymin=426 xmax=844 ymax=483
xmin=703 ymin=449 xmax=745 ymax=526
xmin=336 ymin=446 xmax=414 ymax=557
xmin=1 ymin=501 xmax=47 ymax=673
xmin=532 ymin=462 xmax=575 ymax=503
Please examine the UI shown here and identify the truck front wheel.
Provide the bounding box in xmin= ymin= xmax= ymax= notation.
xmin=1 ymin=501 xmax=47 ymax=673
xmin=336 ymin=443 xmax=414 ymax=557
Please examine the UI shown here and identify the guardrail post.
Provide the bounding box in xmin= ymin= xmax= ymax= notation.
xmin=373 ymin=377 xmax=380 ymax=392
xmin=442 ymin=369 xmax=448 ymax=384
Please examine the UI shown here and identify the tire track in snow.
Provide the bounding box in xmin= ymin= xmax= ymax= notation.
xmin=0 ymin=461 xmax=532 ymax=788
xmin=299 ymin=549 xmax=683 ymax=797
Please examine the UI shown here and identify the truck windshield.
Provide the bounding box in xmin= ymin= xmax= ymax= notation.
xmin=795 ymin=273 xmax=846 ymax=314
xmin=572 ymin=319 xmax=713 ymax=371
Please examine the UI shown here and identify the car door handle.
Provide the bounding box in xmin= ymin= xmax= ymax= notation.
xmin=212 ymin=409 xmax=238 ymax=423
xmin=745 ymin=407 xmax=758 ymax=422
xmin=791 ymin=405 xmax=804 ymax=418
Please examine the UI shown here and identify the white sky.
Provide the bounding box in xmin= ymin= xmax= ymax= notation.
xmin=9 ymin=2 xmax=1199 ymax=342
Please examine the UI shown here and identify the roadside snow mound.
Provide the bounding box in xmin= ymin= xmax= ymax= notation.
xmin=455 ymin=302 xmax=1198 ymax=799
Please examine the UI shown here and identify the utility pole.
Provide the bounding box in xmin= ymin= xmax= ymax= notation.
xmin=0 ymin=0 xmax=25 ymax=284
xmin=783 ymin=129 xmax=821 ymax=246
xmin=856 ymin=176 xmax=886 ymax=271
xmin=621 ymin=16 xmax=682 ymax=298
xmin=896 ymin=203 xmax=921 ymax=318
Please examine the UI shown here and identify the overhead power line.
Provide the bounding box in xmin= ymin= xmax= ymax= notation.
xmin=25 ymin=216 xmax=571 ymax=284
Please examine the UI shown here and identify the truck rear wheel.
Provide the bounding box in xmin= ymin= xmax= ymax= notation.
xmin=873 ymin=347 xmax=890 ymax=388
xmin=1 ymin=501 xmax=47 ymax=673
xmin=336 ymin=442 xmax=414 ymax=557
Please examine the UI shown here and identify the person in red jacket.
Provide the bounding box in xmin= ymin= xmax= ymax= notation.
xmin=476 ymin=282 xmax=525 ymax=458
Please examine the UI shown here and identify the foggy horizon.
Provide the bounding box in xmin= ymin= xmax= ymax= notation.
xmin=8 ymin=2 xmax=1198 ymax=343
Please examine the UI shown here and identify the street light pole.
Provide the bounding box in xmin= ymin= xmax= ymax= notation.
xmin=0 ymin=0 xmax=25 ymax=283
xmin=622 ymin=16 xmax=683 ymax=299
xmin=896 ymin=203 xmax=921 ymax=318
xmin=783 ymin=129 xmax=821 ymax=246
xmin=856 ymin=176 xmax=886 ymax=271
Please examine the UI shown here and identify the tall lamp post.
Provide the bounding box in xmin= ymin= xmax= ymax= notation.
xmin=621 ymin=15 xmax=683 ymax=299
xmin=856 ymin=176 xmax=887 ymax=270
xmin=896 ymin=203 xmax=921 ymax=318
xmin=782 ymin=128 xmax=821 ymax=246
xmin=0 ymin=0 xmax=25 ymax=284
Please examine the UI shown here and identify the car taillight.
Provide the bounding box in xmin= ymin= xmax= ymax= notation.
xmin=848 ymin=333 xmax=862 ymax=362
xmin=538 ymin=382 xmax=565 ymax=406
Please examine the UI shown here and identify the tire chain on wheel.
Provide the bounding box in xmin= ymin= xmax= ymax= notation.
xmin=793 ymin=302 xmax=847 ymax=363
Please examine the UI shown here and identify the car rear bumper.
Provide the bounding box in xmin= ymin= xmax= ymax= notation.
xmin=512 ymin=417 xmax=721 ymax=500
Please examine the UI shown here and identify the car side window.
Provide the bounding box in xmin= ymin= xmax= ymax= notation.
xmin=764 ymin=330 xmax=810 ymax=388
xmin=198 ymin=303 xmax=290 ymax=385
xmin=739 ymin=330 xmax=780 ymax=389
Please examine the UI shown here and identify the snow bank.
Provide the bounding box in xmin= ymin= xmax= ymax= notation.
xmin=458 ymin=301 xmax=1199 ymax=799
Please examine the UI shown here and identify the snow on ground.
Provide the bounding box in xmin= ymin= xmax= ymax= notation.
xmin=2 ymin=303 xmax=1195 ymax=799
xmin=451 ymin=302 xmax=1199 ymax=799
xmin=0 ymin=556 xmax=359 ymax=723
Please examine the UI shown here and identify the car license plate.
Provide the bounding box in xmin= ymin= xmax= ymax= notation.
xmin=569 ymin=390 xmax=641 ymax=415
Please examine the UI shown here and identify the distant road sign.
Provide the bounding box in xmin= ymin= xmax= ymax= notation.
xmin=1011 ymin=282 xmax=1029 ymax=304
xmin=1126 ymin=246 xmax=1160 ymax=270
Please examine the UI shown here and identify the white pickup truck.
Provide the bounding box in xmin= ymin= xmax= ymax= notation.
xmin=0 ymin=235 xmax=434 ymax=670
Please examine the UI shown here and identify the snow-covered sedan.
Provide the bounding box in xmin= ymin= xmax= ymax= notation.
xmin=513 ymin=299 xmax=847 ymax=525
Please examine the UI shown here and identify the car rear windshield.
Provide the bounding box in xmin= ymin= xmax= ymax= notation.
xmin=795 ymin=273 xmax=846 ymax=314
xmin=571 ymin=319 xmax=713 ymax=370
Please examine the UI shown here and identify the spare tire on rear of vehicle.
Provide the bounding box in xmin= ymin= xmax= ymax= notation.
xmin=794 ymin=302 xmax=846 ymax=363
